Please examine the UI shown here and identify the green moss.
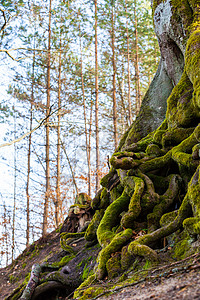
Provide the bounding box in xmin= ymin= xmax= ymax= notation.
xmin=171 ymin=128 xmax=199 ymax=171
xmin=153 ymin=129 xmax=167 ymax=145
xmin=162 ymin=127 xmax=194 ymax=148
xmin=166 ymin=71 xmax=197 ymax=128
xmin=121 ymin=176 xmax=144 ymax=228
xmin=73 ymin=274 xmax=97 ymax=299
xmin=51 ymin=254 xmax=75 ymax=268
xmin=110 ymin=183 xmax=123 ymax=202
xmin=147 ymin=174 xmax=181 ymax=232
xmin=60 ymin=232 xmax=84 ymax=252
xmin=91 ymin=188 xmax=103 ymax=209
xmin=97 ymin=191 xmax=130 ymax=248
xmin=22 ymin=262 xmax=27 ymax=269
xmin=75 ymin=192 xmax=92 ymax=205
xmin=100 ymin=167 xmax=116 ymax=189
xmin=85 ymin=209 xmax=104 ymax=242
xmin=146 ymin=143 xmax=164 ymax=157
xmin=121 ymin=245 xmax=135 ymax=271
xmin=96 ymin=229 xmax=133 ymax=279
xmin=106 ymin=252 xmax=122 ymax=278
xmin=171 ymin=0 xmax=193 ymax=36
xmin=9 ymin=275 xmax=19 ymax=284
xmin=143 ymin=260 xmax=152 ymax=270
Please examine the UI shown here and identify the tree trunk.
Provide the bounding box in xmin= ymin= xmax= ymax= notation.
xmin=111 ymin=4 xmax=118 ymax=149
xmin=55 ymin=38 xmax=62 ymax=228
xmin=12 ymin=105 xmax=17 ymax=262
xmin=125 ymin=0 xmax=132 ymax=124
xmin=26 ymin=50 xmax=35 ymax=247
xmin=43 ymin=0 xmax=52 ymax=236
xmin=95 ymin=0 xmax=100 ymax=193
xmin=79 ymin=22 xmax=91 ymax=197
xmin=134 ymin=0 xmax=141 ymax=114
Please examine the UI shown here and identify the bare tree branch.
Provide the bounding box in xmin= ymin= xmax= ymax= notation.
xmin=0 ymin=107 xmax=61 ymax=148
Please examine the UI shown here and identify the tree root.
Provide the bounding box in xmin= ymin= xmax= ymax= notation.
xmin=121 ymin=176 xmax=144 ymax=228
xmin=96 ymin=229 xmax=133 ymax=280
xmin=97 ymin=191 xmax=130 ymax=248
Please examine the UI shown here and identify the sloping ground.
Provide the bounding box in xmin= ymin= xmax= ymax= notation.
xmin=0 ymin=228 xmax=200 ymax=300
xmin=0 ymin=230 xmax=61 ymax=299
xmin=75 ymin=251 xmax=200 ymax=300
xmin=100 ymin=266 xmax=200 ymax=300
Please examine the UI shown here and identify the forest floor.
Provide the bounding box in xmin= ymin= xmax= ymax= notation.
xmin=0 ymin=230 xmax=62 ymax=299
xmin=98 ymin=259 xmax=200 ymax=300
xmin=0 ymin=229 xmax=200 ymax=300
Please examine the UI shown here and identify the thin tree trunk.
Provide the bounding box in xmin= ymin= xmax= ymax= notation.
xmin=26 ymin=106 xmax=33 ymax=246
xmin=3 ymin=203 xmax=9 ymax=266
xmin=134 ymin=0 xmax=141 ymax=114
xmin=111 ymin=4 xmax=118 ymax=149
xmin=95 ymin=0 xmax=100 ymax=192
xmin=43 ymin=0 xmax=52 ymax=236
xmin=55 ymin=38 xmax=62 ymax=228
xmin=12 ymin=106 xmax=17 ymax=262
xmin=125 ymin=0 xmax=132 ymax=124
xmin=79 ymin=22 xmax=91 ymax=197
xmin=26 ymin=50 xmax=35 ymax=247
xmin=88 ymin=92 xmax=93 ymax=197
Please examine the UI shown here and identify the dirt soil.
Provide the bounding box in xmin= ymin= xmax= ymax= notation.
xmin=0 ymin=230 xmax=62 ymax=299
xmin=99 ymin=266 xmax=200 ymax=300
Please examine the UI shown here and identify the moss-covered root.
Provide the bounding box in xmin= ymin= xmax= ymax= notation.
xmin=137 ymin=171 xmax=160 ymax=212
xmin=110 ymin=152 xmax=141 ymax=170
xmin=96 ymin=229 xmax=133 ymax=280
xmin=19 ymin=263 xmax=43 ymax=300
xmin=139 ymin=149 xmax=172 ymax=173
xmin=85 ymin=209 xmax=104 ymax=242
xmin=60 ymin=232 xmax=84 ymax=252
xmin=183 ymin=166 xmax=200 ymax=236
xmin=128 ymin=192 xmax=192 ymax=262
xmin=147 ymin=174 xmax=182 ymax=232
xmin=121 ymin=176 xmax=144 ymax=228
xmin=97 ymin=191 xmax=130 ymax=248
xmin=171 ymin=124 xmax=200 ymax=171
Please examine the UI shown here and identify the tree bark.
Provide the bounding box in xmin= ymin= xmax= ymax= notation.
xmin=125 ymin=0 xmax=132 ymax=124
xmin=111 ymin=3 xmax=118 ymax=149
xmin=134 ymin=0 xmax=141 ymax=114
xmin=43 ymin=0 xmax=52 ymax=236
xmin=95 ymin=0 xmax=100 ymax=193
xmin=55 ymin=37 xmax=62 ymax=228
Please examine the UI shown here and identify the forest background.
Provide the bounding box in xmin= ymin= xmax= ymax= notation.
xmin=0 ymin=0 xmax=159 ymax=268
